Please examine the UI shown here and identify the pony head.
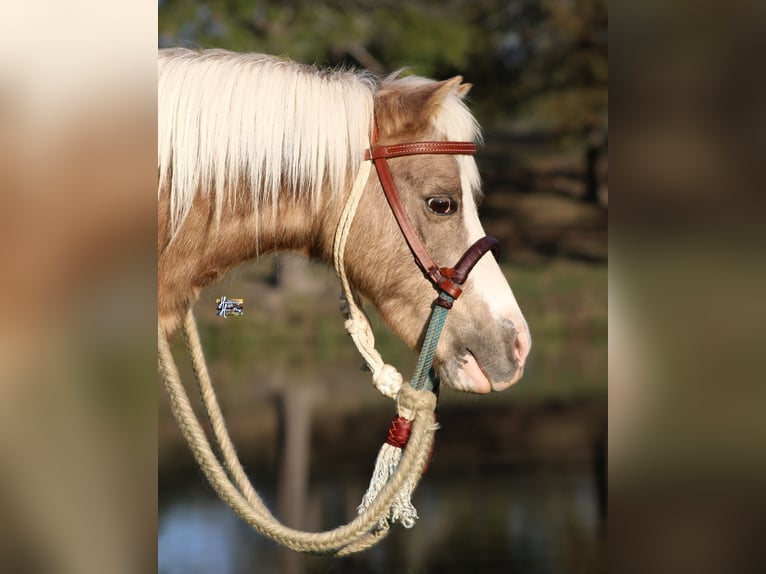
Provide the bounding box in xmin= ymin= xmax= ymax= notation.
xmin=342 ymin=74 xmax=531 ymax=393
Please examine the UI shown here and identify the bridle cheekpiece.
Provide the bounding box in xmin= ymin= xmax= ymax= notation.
xmin=364 ymin=127 xmax=500 ymax=308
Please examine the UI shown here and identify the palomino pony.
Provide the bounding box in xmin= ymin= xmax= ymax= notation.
xmin=158 ymin=48 xmax=530 ymax=394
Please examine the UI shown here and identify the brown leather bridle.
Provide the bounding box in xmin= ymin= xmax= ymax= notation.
xmin=364 ymin=129 xmax=500 ymax=308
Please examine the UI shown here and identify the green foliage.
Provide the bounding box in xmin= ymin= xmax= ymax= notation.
xmin=158 ymin=0 xmax=607 ymax=133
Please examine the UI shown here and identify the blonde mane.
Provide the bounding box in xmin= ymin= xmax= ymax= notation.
xmin=158 ymin=48 xmax=482 ymax=236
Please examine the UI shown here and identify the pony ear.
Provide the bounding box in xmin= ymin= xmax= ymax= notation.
xmin=376 ymin=75 xmax=469 ymax=137
xmin=423 ymin=76 xmax=464 ymax=112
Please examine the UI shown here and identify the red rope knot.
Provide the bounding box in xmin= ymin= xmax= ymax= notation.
xmin=384 ymin=413 xmax=438 ymax=473
xmin=385 ymin=416 xmax=412 ymax=448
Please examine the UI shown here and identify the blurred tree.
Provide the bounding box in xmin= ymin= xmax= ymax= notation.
xmin=158 ymin=0 xmax=606 ymax=135
xmin=159 ymin=0 xmax=608 ymax=218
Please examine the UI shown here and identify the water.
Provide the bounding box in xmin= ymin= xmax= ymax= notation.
xmin=159 ymin=419 xmax=605 ymax=573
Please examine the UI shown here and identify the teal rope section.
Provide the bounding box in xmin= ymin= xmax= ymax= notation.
xmin=410 ymin=292 xmax=454 ymax=391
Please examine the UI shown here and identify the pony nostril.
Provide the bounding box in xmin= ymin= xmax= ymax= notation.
xmin=514 ymin=330 xmax=531 ymax=367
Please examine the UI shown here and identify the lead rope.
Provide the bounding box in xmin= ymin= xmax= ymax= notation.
xmin=332 ymin=159 xmax=404 ymax=399
xmin=333 ymin=157 xmax=452 ymax=529
xmin=158 ymin=158 xmax=443 ymax=555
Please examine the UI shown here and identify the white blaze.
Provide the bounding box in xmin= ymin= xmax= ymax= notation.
xmin=460 ymin=158 xmax=531 ymax=372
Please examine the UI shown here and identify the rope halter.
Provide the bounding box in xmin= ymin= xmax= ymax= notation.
xmin=335 ymin=125 xmax=501 ymax=531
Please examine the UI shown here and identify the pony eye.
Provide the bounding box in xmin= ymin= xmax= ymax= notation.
xmin=427 ymin=197 xmax=457 ymax=215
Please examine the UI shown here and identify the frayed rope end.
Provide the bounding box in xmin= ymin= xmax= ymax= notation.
xmin=357 ymin=442 xmax=419 ymax=529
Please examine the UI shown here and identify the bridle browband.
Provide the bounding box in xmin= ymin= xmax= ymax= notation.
xmin=364 ymin=129 xmax=500 ymax=308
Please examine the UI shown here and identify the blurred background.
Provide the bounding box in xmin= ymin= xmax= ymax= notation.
xmin=158 ymin=1 xmax=607 ymax=573
xmin=0 ymin=2 xmax=157 ymax=574
xmin=5 ymin=1 xmax=766 ymax=572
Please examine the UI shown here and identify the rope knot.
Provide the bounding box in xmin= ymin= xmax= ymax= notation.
xmin=344 ymin=318 xmax=362 ymax=336
xmin=345 ymin=318 xmax=376 ymax=349
xmin=396 ymin=384 xmax=437 ymax=419
xmin=385 ymin=416 xmax=412 ymax=448
xmin=372 ymin=364 xmax=403 ymax=399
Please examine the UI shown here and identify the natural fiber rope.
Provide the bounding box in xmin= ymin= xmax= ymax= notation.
xmin=332 ymin=159 xmax=404 ymax=399
xmin=159 ymin=315 xmax=437 ymax=555
xmin=157 ymin=160 xmax=440 ymax=555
